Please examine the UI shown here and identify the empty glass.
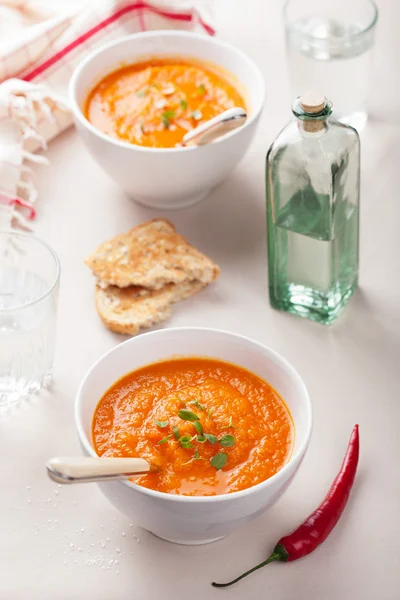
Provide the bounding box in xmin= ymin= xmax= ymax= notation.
xmin=284 ymin=0 xmax=378 ymax=131
xmin=0 ymin=230 xmax=60 ymax=406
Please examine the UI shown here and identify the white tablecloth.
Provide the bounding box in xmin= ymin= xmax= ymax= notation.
xmin=2 ymin=1 xmax=399 ymax=598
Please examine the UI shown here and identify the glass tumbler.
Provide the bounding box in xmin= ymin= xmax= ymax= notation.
xmin=284 ymin=0 xmax=378 ymax=131
xmin=0 ymin=230 xmax=60 ymax=406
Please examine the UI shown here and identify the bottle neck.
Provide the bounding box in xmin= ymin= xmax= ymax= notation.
xmin=297 ymin=120 xmax=329 ymax=137
xmin=292 ymin=96 xmax=333 ymax=136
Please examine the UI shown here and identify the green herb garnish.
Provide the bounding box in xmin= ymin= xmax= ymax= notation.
xmin=193 ymin=421 xmax=203 ymax=435
xmin=179 ymin=434 xmax=194 ymax=449
xmin=156 ymin=420 xmax=168 ymax=428
xmin=219 ymin=434 xmax=236 ymax=448
xmin=173 ymin=426 xmax=180 ymax=440
xmin=207 ymin=407 xmax=215 ymax=419
xmin=204 ymin=433 xmax=218 ymax=445
xmin=198 ymin=84 xmax=206 ymax=94
xmin=210 ymin=453 xmax=228 ymax=470
xmin=136 ymin=89 xmax=146 ymax=97
xmin=181 ymin=442 xmax=194 ymax=449
xmin=191 ymin=109 xmax=202 ymax=121
xmin=183 ymin=448 xmax=205 ymax=465
xmin=189 ymin=400 xmax=205 ymax=411
xmin=197 ymin=434 xmax=207 ymax=443
xmin=158 ymin=435 xmax=172 ymax=445
xmin=179 ymin=99 xmax=187 ymax=110
xmin=161 ymin=110 xmax=175 ymax=129
xmin=179 ymin=435 xmax=192 ymax=444
xmin=178 ymin=409 xmax=200 ymax=422
xmin=193 ymin=449 xmax=206 ymax=461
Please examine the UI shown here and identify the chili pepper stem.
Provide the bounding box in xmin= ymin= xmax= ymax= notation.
xmin=211 ymin=545 xmax=288 ymax=588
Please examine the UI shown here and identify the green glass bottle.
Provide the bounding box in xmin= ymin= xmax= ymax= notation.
xmin=266 ymin=93 xmax=360 ymax=324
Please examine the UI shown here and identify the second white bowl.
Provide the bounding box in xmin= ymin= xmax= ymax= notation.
xmin=75 ymin=328 xmax=312 ymax=545
xmin=69 ymin=31 xmax=265 ymax=209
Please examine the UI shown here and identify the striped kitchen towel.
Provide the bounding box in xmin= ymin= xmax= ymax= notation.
xmin=0 ymin=0 xmax=214 ymax=228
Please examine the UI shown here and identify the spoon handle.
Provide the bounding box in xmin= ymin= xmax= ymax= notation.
xmin=46 ymin=457 xmax=156 ymax=484
xmin=182 ymin=107 xmax=247 ymax=146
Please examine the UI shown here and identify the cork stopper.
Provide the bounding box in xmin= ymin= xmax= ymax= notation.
xmin=300 ymin=92 xmax=326 ymax=114
xmin=299 ymin=93 xmax=327 ymax=132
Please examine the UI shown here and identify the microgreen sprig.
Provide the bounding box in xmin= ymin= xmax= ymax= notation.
xmin=193 ymin=421 xmax=203 ymax=435
xmin=178 ymin=409 xmax=200 ymax=422
xmin=161 ymin=110 xmax=175 ymax=129
xmin=158 ymin=435 xmax=172 ymax=445
xmin=205 ymin=433 xmax=218 ymax=445
xmin=210 ymin=453 xmax=227 ymax=470
xmin=219 ymin=434 xmax=236 ymax=448
xmin=189 ymin=400 xmax=205 ymax=411
xmin=179 ymin=434 xmax=194 ymax=449
xmin=207 ymin=406 xmax=215 ymax=419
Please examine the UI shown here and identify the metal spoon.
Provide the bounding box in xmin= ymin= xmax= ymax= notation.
xmin=46 ymin=456 xmax=159 ymax=484
xmin=181 ymin=107 xmax=247 ymax=147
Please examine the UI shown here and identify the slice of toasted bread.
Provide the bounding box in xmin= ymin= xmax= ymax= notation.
xmin=86 ymin=219 xmax=219 ymax=290
xmin=95 ymin=279 xmax=206 ymax=335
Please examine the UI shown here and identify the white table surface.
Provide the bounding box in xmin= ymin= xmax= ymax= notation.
xmin=2 ymin=1 xmax=400 ymax=598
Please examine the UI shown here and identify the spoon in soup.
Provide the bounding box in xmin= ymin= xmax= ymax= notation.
xmin=46 ymin=456 xmax=160 ymax=484
xmin=180 ymin=107 xmax=247 ymax=147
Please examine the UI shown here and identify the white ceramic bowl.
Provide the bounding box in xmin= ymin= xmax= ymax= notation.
xmin=75 ymin=328 xmax=312 ymax=545
xmin=69 ymin=31 xmax=265 ymax=209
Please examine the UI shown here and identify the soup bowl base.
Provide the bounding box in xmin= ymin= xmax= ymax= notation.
xmin=152 ymin=533 xmax=224 ymax=546
xmin=130 ymin=188 xmax=210 ymax=210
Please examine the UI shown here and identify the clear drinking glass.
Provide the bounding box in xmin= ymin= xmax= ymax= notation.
xmin=284 ymin=0 xmax=378 ymax=131
xmin=0 ymin=230 xmax=60 ymax=405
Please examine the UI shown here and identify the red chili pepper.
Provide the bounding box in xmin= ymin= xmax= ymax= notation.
xmin=212 ymin=424 xmax=359 ymax=588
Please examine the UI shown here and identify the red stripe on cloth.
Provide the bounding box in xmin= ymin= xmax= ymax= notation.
xmin=198 ymin=18 xmax=214 ymax=36
xmin=23 ymin=2 xmax=215 ymax=82
xmin=0 ymin=194 xmax=36 ymax=219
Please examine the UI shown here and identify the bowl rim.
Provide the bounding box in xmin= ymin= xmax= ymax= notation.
xmin=68 ymin=30 xmax=265 ymax=154
xmin=75 ymin=327 xmax=313 ymax=503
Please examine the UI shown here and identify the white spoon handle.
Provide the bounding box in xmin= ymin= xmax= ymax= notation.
xmin=182 ymin=107 xmax=247 ymax=146
xmin=46 ymin=457 xmax=155 ymax=484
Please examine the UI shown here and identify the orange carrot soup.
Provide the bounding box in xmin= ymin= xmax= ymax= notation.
xmin=85 ymin=58 xmax=247 ymax=148
xmin=92 ymin=358 xmax=294 ymax=497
